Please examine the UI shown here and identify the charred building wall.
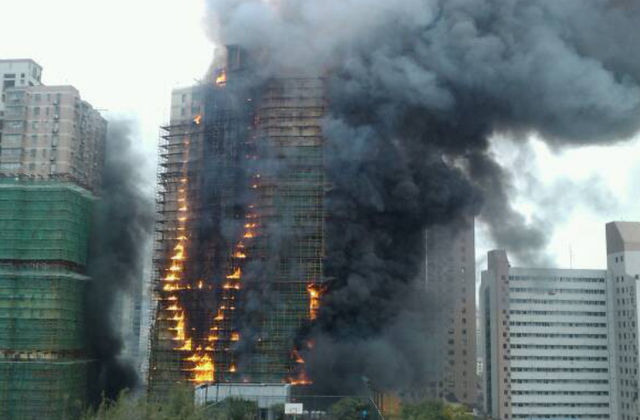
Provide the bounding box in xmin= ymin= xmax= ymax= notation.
xmin=148 ymin=48 xmax=326 ymax=395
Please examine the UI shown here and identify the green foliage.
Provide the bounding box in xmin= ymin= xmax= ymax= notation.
xmin=271 ymin=403 xmax=286 ymax=420
xmin=225 ymin=397 xmax=259 ymax=420
xmin=442 ymin=405 xmax=473 ymax=420
xmin=329 ymin=397 xmax=370 ymax=420
xmin=400 ymin=400 xmax=472 ymax=420
xmin=401 ymin=400 xmax=446 ymax=420
xmin=82 ymin=385 xmax=207 ymax=420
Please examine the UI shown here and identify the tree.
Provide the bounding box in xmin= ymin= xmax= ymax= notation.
xmin=224 ymin=397 xmax=259 ymax=420
xmin=400 ymin=400 xmax=472 ymax=420
xmin=81 ymin=385 xmax=208 ymax=420
xmin=401 ymin=400 xmax=447 ymax=420
xmin=329 ymin=397 xmax=371 ymax=420
xmin=442 ymin=405 xmax=473 ymax=420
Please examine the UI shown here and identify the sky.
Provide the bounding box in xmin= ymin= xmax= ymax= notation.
xmin=2 ymin=0 xmax=640 ymax=274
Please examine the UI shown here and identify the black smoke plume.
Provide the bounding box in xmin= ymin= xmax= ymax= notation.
xmin=85 ymin=118 xmax=154 ymax=402
xmin=204 ymin=0 xmax=640 ymax=392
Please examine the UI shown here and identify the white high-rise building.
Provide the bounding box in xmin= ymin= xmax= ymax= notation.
xmin=606 ymin=221 xmax=640 ymax=420
xmin=481 ymin=250 xmax=617 ymax=420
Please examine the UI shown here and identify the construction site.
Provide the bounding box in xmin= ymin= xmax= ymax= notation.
xmin=0 ymin=177 xmax=96 ymax=419
xmin=147 ymin=46 xmax=327 ymax=396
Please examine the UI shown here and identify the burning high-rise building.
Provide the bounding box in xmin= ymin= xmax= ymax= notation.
xmin=148 ymin=47 xmax=326 ymax=395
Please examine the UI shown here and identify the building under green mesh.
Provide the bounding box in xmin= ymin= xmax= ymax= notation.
xmin=0 ymin=178 xmax=95 ymax=420
xmin=0 ymin=179 xmax=93 ymax=265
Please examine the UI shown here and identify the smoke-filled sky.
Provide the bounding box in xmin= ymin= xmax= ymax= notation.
xmin=2 ymin=0 xmax=640 ymax=273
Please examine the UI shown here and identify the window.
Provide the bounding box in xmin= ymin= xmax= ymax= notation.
xmin=32 ymin=121 xmax=39 ymax=129
xmin=34 ymin=94 xmax=41 ymax=102
xmin=0 ymin=163 xmax=21 ymax=171
xmin=1 ymin=148 xmax=21 ymax=158
xmin=30 ymin=149 xmax=36 ymax=158
xmin=34 ymin=107 xmax=40 ymax=116
xmin=29 ymin=163 xmax=35 ymax=170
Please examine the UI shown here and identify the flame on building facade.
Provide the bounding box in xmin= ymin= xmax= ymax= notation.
xmin=148 ymin=47 xmax=326 ymax=396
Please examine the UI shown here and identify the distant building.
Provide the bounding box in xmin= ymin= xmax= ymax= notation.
xmin=606 ymin=221 xmax=640 ymax=420
xmin=425 ymin=217 xmax=477 ymax=405
xmin=480 ymin=250 xmax=616 ymax=419
xmin=1 ymin=59 xmax=43 ymax=148
xmin=0 ymin=59 xmax=106 ymax=420
xmin=0 ymin=84 xmax=106 ymax=190
xmin=0 ymin=59 xmax=43 ymax=106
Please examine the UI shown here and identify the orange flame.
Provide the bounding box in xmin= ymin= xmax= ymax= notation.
xmin=176 ymin=339 xmax=192 ymax=351
xmin=193 ymin=115 xmax=202 ymax=125
xmin=307 ymin=284 xmax=323 ymax=320
xmin=292 ymin=348 xmax=305 ymax=364
xmin=190 ymin=354 xmax=214 ymax=383
xmin=227 ymin=268 xmax=241 ymax=279
xmin=215 ymin=70 xmax=227 ymax=87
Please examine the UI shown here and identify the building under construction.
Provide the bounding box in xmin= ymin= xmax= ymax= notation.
xmin=0 ymin=62 xmax=107 ymax=420
xmin=0 ymin=178 xmax=96 ymax=419
xmin=148 ymin=47 xmax=326 ymax=396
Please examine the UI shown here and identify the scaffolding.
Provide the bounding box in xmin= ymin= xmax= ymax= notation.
xmin=0 ymin=359 xmax=94 ymax=420
xmin=0 ymin=179 xmax=94 ymax=266
xmin=245 ymin=77 xmax=326 ymax=382
xmin=0 ymin=267 xmax=88 ymax=353
xmin=148 ymin=51 xmax=327 ymax=395
xmin=0 ymin=178 xmax=95 ymax=420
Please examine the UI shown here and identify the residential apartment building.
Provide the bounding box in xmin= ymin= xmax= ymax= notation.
xmin=606 ymin=221 xmax=640 ymax=420
xmin=0 ymin=59 xmax=43 ymax=106
xmin=425 ymin=217 xmax=477 ymax=405
xmin=0 ymin=84 xmax=106 ymax=190
xmin=0 ymin=59 xmax=107 ymax=419
xmin=1 ymin=59 xmax=43 ymax=142
xmin=481 ymin=250 xmax=616 ymax=420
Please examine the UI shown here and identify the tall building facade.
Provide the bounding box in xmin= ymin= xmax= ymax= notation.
xmin=1 ymin=59 xmax=43 ymax=111
xmin=606 ymin=221 xmax=640 ymax=420
xmin=1 ymin=59 xmax=43 ymax=150
xmin=425 ymin=218 xmax=477 ymax=405
xmin=148 ymin=48 xmax=326 ymax=395
xmin=0 ymin=84 xmax=106 ymax=189
xmin=0 ymin=60 xmax=106 ymax=419
xmin=480 ymin=250 xmax=617 ymax=420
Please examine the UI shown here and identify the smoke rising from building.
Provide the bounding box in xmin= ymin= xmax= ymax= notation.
xmin=85 ymin=118 xmax=154 ymax=401
xmin=202 ymin=0 xmax=640 ymax=392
